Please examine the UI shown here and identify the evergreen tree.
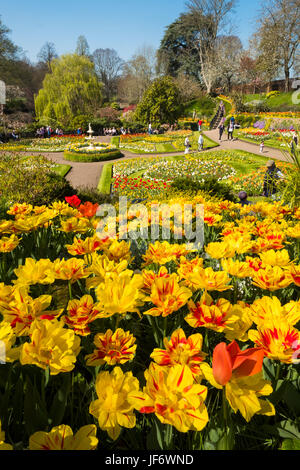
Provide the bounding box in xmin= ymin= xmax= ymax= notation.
xmin=134 ymin=76 xmax=182 ymax=126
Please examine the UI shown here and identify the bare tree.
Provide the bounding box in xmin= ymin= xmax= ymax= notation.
xmin=254 ymin=0 xmax=300 ymax=92
xmin=93 ymin=48 xmax=124 ymax=101
xmin=215 ymin=35 xmax=243 ymax=92
xmin=119 ymin=45 xmax=157 ymax=103
xmin=186 ymin=0 xmax=237 ymax=93
xmin=37 ymin=42 xmax=58 ymax=70
xmin=75 ymin=35 xmax=90 ymax=57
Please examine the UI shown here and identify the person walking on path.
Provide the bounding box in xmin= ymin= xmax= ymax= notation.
xmin=260 ymin=141 xmax=264 ymax=153
xmin=184 ymin=136 xmax=191 ymax=154
xmin=198 ymin=119 xmax=203 ymax=131
xmin=219 ymin=101 xmax=225 ymax=118
xmin=263 ymin=160 xmax=285 ymax=197
xmin=227 ymin=121 xmax=234 ymax=141
xmin=218 ymin=123 xmax=225 ymax=141
xmin=198 ymin=133 xmax=204 ymax=151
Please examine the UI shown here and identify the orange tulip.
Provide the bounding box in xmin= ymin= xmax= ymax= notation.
xmin=212 ymin=341 xmax=264 ymax=386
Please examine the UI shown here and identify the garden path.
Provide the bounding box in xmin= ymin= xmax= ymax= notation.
xmin=39 ymin=131 xmax=293 ymax=190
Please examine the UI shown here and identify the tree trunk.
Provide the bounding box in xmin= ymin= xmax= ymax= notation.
xmin=284 ymin=67 xmax=290 ymax=92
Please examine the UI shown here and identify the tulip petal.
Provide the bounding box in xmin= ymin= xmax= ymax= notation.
xmin=212 ymin=342 xmax=232 ymax=386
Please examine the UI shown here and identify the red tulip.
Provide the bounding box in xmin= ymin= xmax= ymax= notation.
xmin=212 ymin=341 xmax=264 ymax=386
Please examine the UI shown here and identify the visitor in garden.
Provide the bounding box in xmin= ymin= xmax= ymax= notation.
xmin=227 ymin=121 xmax=234 ymax=140
xmin=263 ymin=160 xmax=284 ymax=197
xmin=184 ymin=136 xmax=191 ymax=154
xmin=198 ymin=133 xmax=204 ymax=151
xmin=218 ymin=122 xmax=225 ymax=141
xmin=11 ymin=130 xmax=18 ymax=140
xmin=290 ymin=137 xmax=298 ymax=156
xmin=219 ymin=101 xmax=225 ymax=117
xmin=260 ymin=141 xmax=264 ymax=153
xmin=148 ymin=123 xmax=152 ymax=135
xmin=198 ymin=119 xmax=203 ymax=131
xmin=238 ymin=191 xmax=253 ymax=206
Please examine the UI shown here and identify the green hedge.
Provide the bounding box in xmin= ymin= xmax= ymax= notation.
xmin=63 ymin=150 xmax=123 ymax=162
xmin=97 ymin=163 xmax=113 ymax=194
xmin=110 ymin=136 xmax=120 ymax=148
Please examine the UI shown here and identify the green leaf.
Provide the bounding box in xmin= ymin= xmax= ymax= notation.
xmin=24 ymin=376 xmax=49 ymax=436
xmin=48 ymin=374 xmax=71 ymax=427
xmin=146 ymin=418 xmax=164 ymax=450
xmin=280 ymin=439 xmax=300 ymax=450
xmin=277 ymin=420 xmax=300 ymax=440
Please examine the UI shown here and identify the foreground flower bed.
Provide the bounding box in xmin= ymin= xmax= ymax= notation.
xmin=0 ymin=195 xmax=299 ymax=450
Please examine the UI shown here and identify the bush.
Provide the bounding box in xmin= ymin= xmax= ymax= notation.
xmin=71 ymin=115 xmax=91 ymax=131
xmin=177 ymin=121 xmax=198 ymax=131
xmin=15 ymin=123 xmax=41 ymax=139
xmin=76 ymin=187 xmax=115 ymax=204
xmin=63 ymin=150 xmax=123 ymax=162
xmin=171 ymin=176 xmax=238 ymax=202
xmin=120 ymin=121 xmax=146 ymax=133
xmin=245 ymin=100 xmax=270 ymax=113
xmin=4 ymin=98 xmax=29 ymax=114
xmin=0 ymin=153 xmax=75 ymax=205
xmin=266 ymin=90 xmax=280 ymax=99
xmin=231 ymin=93 xmax=247 ymax=113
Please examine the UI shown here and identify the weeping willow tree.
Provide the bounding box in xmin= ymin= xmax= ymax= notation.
xmin=35 ymin=54 xmax=102 ymax=127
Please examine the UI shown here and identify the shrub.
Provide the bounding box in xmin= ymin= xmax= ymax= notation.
xmin=171 ymin=176 xmax=238 ymax=202
xmin=266 ymin=90 xmax=280 ymax=99
xmin=0 ymin=153 xmax=75 ymax=205
xmin=71 ymin=115 xmax=91 ymax=131
xmin=4 ymin=98 xmax=29 ymax=114
xmin=76 ymin=187 xmax=115 ymax=204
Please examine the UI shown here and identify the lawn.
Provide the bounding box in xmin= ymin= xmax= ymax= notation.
xmin=99 ymin=149 xmax=282 ymax=199
xmin=242 ymin=91 xmax=299 ymax=112
xmin=115 ymin=131 xmax=219 ymax=154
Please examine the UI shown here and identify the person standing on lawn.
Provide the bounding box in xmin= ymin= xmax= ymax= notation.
xmin=198 ymin=133 xmax=204 ymax=151
xmin=263 ymin=160 xmax=285 ymax=197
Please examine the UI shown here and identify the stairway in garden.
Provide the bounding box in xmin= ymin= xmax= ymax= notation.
xmin=209 ymin=106 xmax=224 ymax=130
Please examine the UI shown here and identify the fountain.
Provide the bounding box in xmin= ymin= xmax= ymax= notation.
xmin=87 ymin=122 xmax=94 ymax=140
xmin=86 ymin=123 xmax=95 ymax=150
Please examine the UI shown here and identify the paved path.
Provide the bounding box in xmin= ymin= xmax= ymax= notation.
xmin=6 ymin=131 xmax=292 ymax=191
xmin=204 ymin=129 xmax=292 ymax=162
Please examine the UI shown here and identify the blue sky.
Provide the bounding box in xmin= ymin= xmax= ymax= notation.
xmin=1 ymin=0 xmax=262 ymax=63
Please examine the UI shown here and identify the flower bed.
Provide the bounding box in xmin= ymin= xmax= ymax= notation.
xmin=228 ymin=161 xmax=294 ymax=195
xmin=144 ymin=159 xmax=236 ymax=183
xmin=64 ymin=142 xmax=122 ymax=162
xmin=118 ymin=131 xmax=217 ymax=154
xmin=237 ymin=127 xmax=298 ymax=147
xmin=0 ymin=194 xmax=299 ymax=451
xmin=0 ymin=136 xmax=87 ymax=153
